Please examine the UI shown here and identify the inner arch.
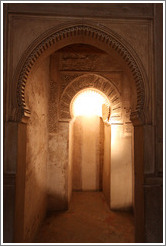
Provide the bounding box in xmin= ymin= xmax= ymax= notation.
xmin=71 ymin=88 xmax=110 ymax=118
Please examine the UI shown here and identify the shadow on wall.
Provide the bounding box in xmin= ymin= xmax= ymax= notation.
xmin=19 ymin=57 xmax=50 ymax=243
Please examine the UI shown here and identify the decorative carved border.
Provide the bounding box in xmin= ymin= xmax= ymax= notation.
xmin=15 ymin=21 xmax=147 ymax=124
xmin=59 ymin=73 xmax=122 ymax=122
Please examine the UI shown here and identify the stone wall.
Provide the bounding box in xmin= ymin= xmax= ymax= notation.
xmin=24 ymin=57 xmax=49 ymax=242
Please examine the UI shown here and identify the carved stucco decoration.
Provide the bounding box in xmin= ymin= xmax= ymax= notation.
xmin=59 ymin=73 xmax=84 ymax=96
xmin=14 ymin=21 xmax=148 ymax=124
xmin=59 ymin=73 xmax=122 ymax=122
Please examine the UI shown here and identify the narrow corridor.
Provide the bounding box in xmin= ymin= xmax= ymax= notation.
xmin=34 ymin=192 xmax=134 ymax=243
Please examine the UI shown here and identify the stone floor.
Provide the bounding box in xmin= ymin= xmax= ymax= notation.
xmin=34 ymin=192 xmax=135 ymax=243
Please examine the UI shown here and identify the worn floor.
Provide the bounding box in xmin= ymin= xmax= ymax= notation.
xmin=34 ymin=192 xmax=135 ymax=243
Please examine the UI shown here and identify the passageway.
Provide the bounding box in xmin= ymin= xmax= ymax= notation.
xmin=34 ymin=192 xmax=134 ymax=243
xmin=3 ymin=4 xmax=163 ymax=243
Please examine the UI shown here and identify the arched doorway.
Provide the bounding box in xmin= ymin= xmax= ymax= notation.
xmin=70 ymin=89 xmax=111 ymax=196
xmin=68 ymin=86 xmax=133 ymax=213
xmin=5 ymin=22 xmax=148 ymax=243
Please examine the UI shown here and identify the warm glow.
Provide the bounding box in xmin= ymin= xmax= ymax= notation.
xmin=71 ymin=89 xmax=109 ymax=117
xmin=111 ymin=125 xmax=119 ymax=147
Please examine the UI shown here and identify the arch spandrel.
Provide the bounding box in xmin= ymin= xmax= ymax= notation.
xmin=12 ymin=21 xmax=148 ymax=125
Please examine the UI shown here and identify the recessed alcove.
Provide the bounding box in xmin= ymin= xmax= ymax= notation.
xmin=12 ymin=42 xmax=135 ymax=242
xmin=69 ymin=89 xmax=111 ymax=198
xmin=68 ymin=87 xmax=133 ymax=210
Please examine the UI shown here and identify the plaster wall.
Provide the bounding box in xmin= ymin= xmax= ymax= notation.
xmin=103 ymin=123 xmax=111 ymax=205
xmin=71 ymin=116 xmax=103 ymax=191
xmin=24 ymin=58 xmax=49 ymax=242
xmin=111 ymin=124 xmax=133 ymax=210
xmin=47 ymin=121 xmax=69 ymax=210
xmin=68 ymin=121 xmax=73 ymax=203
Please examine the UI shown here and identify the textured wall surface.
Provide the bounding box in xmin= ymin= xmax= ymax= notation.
xmin=24 ymin=58 xmax=49 ymax=242
xmin=144 ymin=184 xmax=163 ymax=242
xmin=47 ymin=122 xmax=69 ymax=210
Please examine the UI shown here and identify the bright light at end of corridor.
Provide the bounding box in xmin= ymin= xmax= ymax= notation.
xmin=72 ymin=89 xmax=109 ymax=117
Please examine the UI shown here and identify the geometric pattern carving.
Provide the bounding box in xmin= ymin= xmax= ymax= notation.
xmin=15 ymin=21 xmax=146 ymax=124
xmin=59 ymin=73 xmax=122 ymax=122
xmin=59 ymin=73 xmax=84 ymax=96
